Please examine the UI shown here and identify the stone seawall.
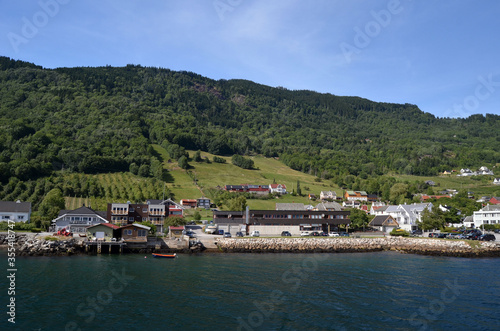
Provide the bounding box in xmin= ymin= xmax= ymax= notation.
xmin=0 ymin=233 xmax=85 ymax=256
xmin=215 ymin=237 xmax=500 ymax=257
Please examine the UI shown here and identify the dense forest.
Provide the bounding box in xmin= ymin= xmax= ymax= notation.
xmin=0 ymin=56 xmax=499 ymax=207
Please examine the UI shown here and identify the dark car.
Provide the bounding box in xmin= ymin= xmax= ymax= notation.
xmin=478 ymin=234 xmax=496 ymax=241
xmin=310 ymin=231 xmax=321 ymax=236
xmin=339 ymin=232 xmax=350 ymax=237
xmin=236 ymin=231 xmax=244 ymax=237
xmin=281 ymin=231 xmax=292 ymax=237
xmin=437 ymin=233 xmax=448 ymax=239
xmin=428 ymin=233 xmax=438 ymax=238
xmin=320 ymin=232 xmax=329 ymax=236
xmin=223 ymin=232 xmax=232 ymax=238
xmin=410 ymin=229 xmax=423 ymax=237
xmin=494 ymin=229 xmax=500 ymax=234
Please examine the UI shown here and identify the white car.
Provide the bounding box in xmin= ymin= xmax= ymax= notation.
xmin=329 ymin=232 xmax=339 ymax=237
xmin=300 ymin=231 xmax=311 ymax=237
xmin=250 ymin=231 xmax=260 ymax=237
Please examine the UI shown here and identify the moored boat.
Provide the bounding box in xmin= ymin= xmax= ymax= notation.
xmin=152 ymin=253 xmax=177 ymax=258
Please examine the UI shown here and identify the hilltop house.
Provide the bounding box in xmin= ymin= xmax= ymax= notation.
xmin=52 ymin=206 xmax=108 ymax=233
xmin=0 ymin=200 xmax=31 ymax=223
xmin=269 ymin=184 xmax=287 ymax=195
xmin=493 ymin=178 xmax=500 ymax=185
xmin=344 ymin=191 xmax=368 ymax=201
xmin=180 ymin=199 xmax=197 ymax=208
xmin=197 ymin=197 xmax=211 ymax=209
xmin=320 ymin=191 xmax=337 ymax=201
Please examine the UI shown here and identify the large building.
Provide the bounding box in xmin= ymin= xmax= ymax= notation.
xmin=473 ymin=205 xmax=500 ymax=228
xmin=0 ymin=200 xmax=31 ymax=223
xmin=371 ymin=203 xmax=433 ymax=232
xmin=107 ymin=200 xmax=182 ymax=233
xmin=213 ymin=208 xmax=350 ymax=236
xmin=52 ymin=206 xmax=108 ymax=233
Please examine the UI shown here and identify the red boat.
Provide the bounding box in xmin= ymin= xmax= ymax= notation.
xmin=152 ymin=253 xmax=177 ymax=259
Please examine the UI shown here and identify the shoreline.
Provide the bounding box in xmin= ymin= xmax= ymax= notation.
xmin=1 ymin=233 xmax=500 ymax=258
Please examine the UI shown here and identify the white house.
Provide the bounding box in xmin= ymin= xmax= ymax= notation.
xmin=320 ymin=191 xmax=337 ymax=200
xmin=493 ymin=178 xmax=500 ymax=185
xmin=52 ymin=206 xmax=108 ymax=233
xmin=269 ymin=184 xmax=287 ymax=195
xmin=0 ymin=200 xmax=31 ymax=223
xmin=374 ymin=203 xmax=433 ymax=232
xmin=473 ymin=205 xmax=500 ymax=228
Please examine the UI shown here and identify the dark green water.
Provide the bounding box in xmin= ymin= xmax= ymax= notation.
xmin=1 ymin=251 xmax=500 ymax=330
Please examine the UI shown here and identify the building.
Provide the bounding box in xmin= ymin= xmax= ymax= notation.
xmin=320 ymin=191 xmax=337 ymax=201
xmin=369 ymin=215 xmax=399 ymax=234
xmin=119 ymin=224 xmax=150 ymax=243
xmin=197 ymin=197 xmax=211 ymax=209
xmin=107 ymin=201 xmax=169 ymax=233
xmin=275 ymin=203 xmax=306 ymax=211
xmin=180 ymin=199 xmax=197 ymax=208
xmin=493 ymin=178 xmax=500 ymax=185
xmin=0 ymin=200 xmax=31 ymax=223
xmin=269 ymin=184 xmax=287 ymax=195
xmin=370 ymin=203 xmax=433 ymax=232
xmin=489 ymin=197 xmax=500 ymax=205
xmin=168 ymin=226 xmax=185 ymax=238
xmin=52 ymin=206 xmax=108 ymax=233
xmin=86 ymin=223 xmax=119 ymax=242
xmin=473 ymin=205 xmax=500 ymax=228
xmin=225 ymin=184 xmax=270 ymax=195
xmin=213 ymin=208 xmax=350 ymax=236
xmin=344 ymin=191 xmax=368 ymax=201
xmin=315 ymin=202 xmax=342 ymax=211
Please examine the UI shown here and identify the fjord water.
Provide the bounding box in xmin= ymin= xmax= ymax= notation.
xmin=2 ymin=252 xmax=500 ymax=331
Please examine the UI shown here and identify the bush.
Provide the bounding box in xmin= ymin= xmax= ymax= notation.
xmin=390 ymin=228 xmax=410 ymax=237
xmin=31 ymin=228 xmax=42 ymax=233
xmin=44 ymin=236 xmax=59 ymax=241
xmin=213 ymin=156 xmax=226 ymax=164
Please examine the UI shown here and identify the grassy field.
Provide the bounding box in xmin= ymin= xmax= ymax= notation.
xmin=63 ymin=145 xmax=500 ymax=212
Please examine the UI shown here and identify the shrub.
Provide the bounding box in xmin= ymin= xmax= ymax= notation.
xmin=31 ymin=228 xmax=42 ymax=233
xmin=44 ymin=236 xmax=59 ymax=241
xmin=390 ymin=228 xmax=410 ymax=237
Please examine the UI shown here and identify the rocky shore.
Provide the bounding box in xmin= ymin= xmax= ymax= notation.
xmin=215 ymin=237 xmax=500 ymax=257
xmin=2 ymin=233 xmax=499 ymax=257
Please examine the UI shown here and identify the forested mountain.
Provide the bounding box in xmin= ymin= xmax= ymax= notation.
xmin=1 ymin=56 xmax=499 ymax=193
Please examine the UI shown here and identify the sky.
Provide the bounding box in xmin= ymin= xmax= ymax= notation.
xmin=1 ymin=0 xmax=499 ymax=118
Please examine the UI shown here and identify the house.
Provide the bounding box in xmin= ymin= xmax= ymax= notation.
xmin=0 ymin=200 xmax=31 ymax=223
xmin=367 ymin=194 xmax=379 ymax=202
xmin=420 ymin=195 xmax=451 ymax=202
xmin=52 ymin=206 xmax=108 ymax=233
xmin=168 ymin=226 xmax=185 ymax=238
xmin=320 ymin=191 xmax=337 ymax=201
xmin=373 ymin=203 xmax=432 ymax=232
xmin=197 ymin=197 xmax=211 ymax=209
xmin=478 ymin=166 xmax=494 ymax=175
xmin=425 ymin=180 xmax=436 ymax=186
xmin=86 ymin=223 xmax=119 ymax=242
xmin=308 ymin=194 xmax=317 ymax=200
xmin=269 ymin=184 xmax=287 ymax=195
xmin=180 ymin=199 xmax=197 ymax=208
xmin=369 ymin=215 xmax=399 ymax=233
xmin=315 ymin=201 xmax=342 ymax=211
xmin=489 ymin=197 xmax=500 ymax=205
xmin=462 ymin=216 xmax=474 ymax=228
xmin=344 ymin=191 xmax=368 ymax=201
xmin=119 ymin=224 xmax=150 ymax=243
xmin=493 ymin=178 xmax=500 ymax=185
xmin=342 ymin=200 xmax=360 ymax=208
xmin=107 ymin=201 xmax=168 ymax=232
xmin=370 ymin=202 xmax=386 ymax=215
xmin=473 ymin=205 xmax=500 ymax=228
xmin=225 ymin=184 xmax=270 ymax=195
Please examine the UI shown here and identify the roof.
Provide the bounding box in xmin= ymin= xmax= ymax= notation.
xmin=270 ymin=184 xmax=286 ymax=189
xmin=315 ymin=202 xmax=342 ymax=211
xmin=479 ymin=205 xmax=500 ymax=212
xmin=169 ymin=226 xmax=185 ymax=230
xmin=275 ymin=203 xmax=305 ymax=211
xmin=87 ymin=223 xmax=118 ymax=230
xmin=0 ymin=201 xmax=31 ymax=213
xmin=120 ymin=223 xmax=151 ymax=230
xmin=58 ymin=206 xmax=107 ymax=219
xmin=369 ymin=215 xmax=398 ymax=227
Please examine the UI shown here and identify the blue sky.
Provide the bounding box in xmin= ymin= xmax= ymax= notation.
xmin=1 ymin=0 xmax=499 ymax=118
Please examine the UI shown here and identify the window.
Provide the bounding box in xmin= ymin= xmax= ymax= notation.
xmin=138 ymin=230 xmax=147 ymax=236
xmin=18 ymin=215 xmax=24 ymax=220
xmin=130 ymin=208 xmax=135 ymax=212
xmin=3 ymin=215 xmax=10 ymax=220
xmin=125 ymin=229 xmax=132 ymax=235
xmin=129 ymin=217 xmax=134 ymax=221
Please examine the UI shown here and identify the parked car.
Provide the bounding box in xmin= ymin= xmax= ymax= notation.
xmin=250 ymin=231 xmax=260 ymax=237
xmin=339 ymin=232 xmax=349 ymax=237
xmin=447 ymin=233 xmax=460 ymax=239
xmin=319 ymin=232 xmax=329 ymax=236
xmin=437 ymin=233 xmax=448 ymax=239
xmin=478 ymin=234 xmax=496 ymax=241
xmin=310 ymin=231 xmax=321 ymax=236
xmin=494 ymin=229 xmax=500 ymax=234
xmin=300 ymin=231 xmax=311 ymax=237
xmin=236 ymin=231 xmax=244 ymax=237
xmin=428 ymin=233 xmax=438 ymax=238
xmin=410 ymin=229 xmax=423 ymax=236
xmin=329 ymin=232 xmax=340 ymax=237
xmin=281 ymin=231 xmax=292 ymax=237
xmin=223 ymin=232 xmax=232 ymax=238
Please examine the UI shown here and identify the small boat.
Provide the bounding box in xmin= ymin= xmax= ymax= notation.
xmin=152 ymin=253 xmax=177 ymax=258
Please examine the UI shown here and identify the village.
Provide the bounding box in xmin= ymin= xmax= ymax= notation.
xmin=1 ymin=174 xmax=499 ymax=254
